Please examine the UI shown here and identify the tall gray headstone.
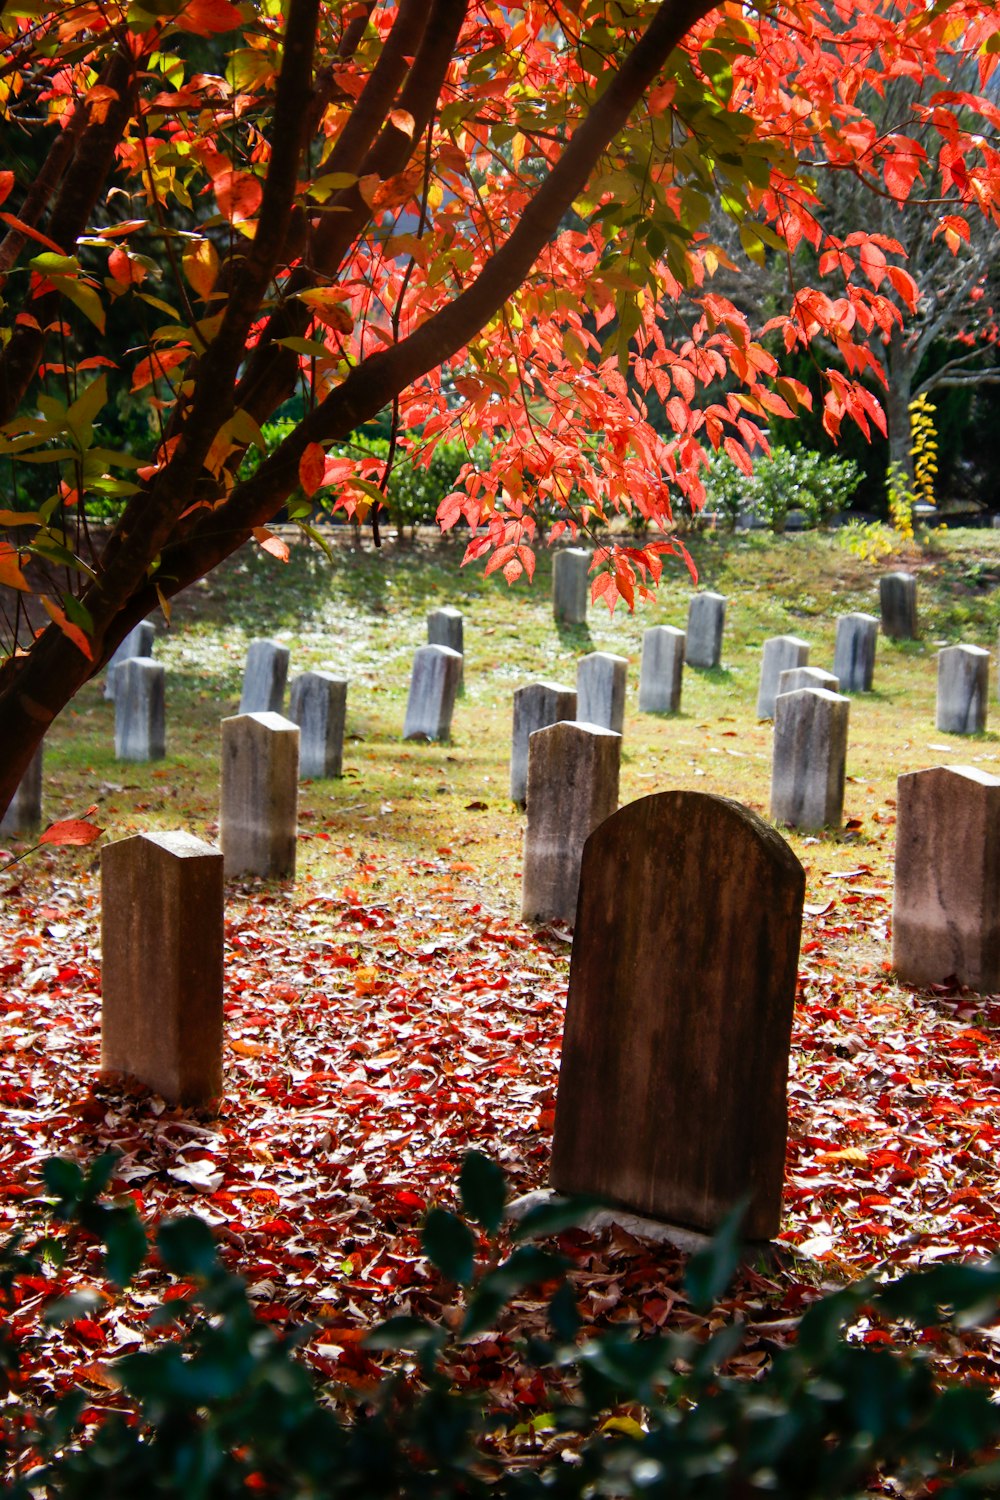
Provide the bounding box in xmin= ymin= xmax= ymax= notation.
xmin=427 ymin=607 xmax=464 ymax=691
xmin=104 ymin=621 xmax=155 ymax=701
xmin=777 ymin=665 xmax=839 ymax=698
xmin=220 ymin=712 xmax=299 ymax=878
xmin=880 ymin=572 xmax=917 ymax=640
xmin=521 ymin=721 xmax=620 ymax=925
xmin=552 ymin=548 xmax=590 ymax=625
xmin=936 ymin=645 xmax=989 ymax=734
xmin=510 ymin=681 xmax=577 ymax=809
xmin=550 ymin=791 xmax=805 ymax=1239
xmin=289 ymin=671 xmax=347 ymax=778
xmin=638 ymin=626 xmax=684 ymax=714
xmin=770 ymin=687 xmax=850 ymax=830
xmin=240 ymin=638 xmax=290 ymax=714
xmin=685 ymin=593 xmax=726 ymax=669
xmin=893 ymin=765 xmax=1000 ymax=993
xmin=576 ymin=652 xmax=627 ymax=735
xmin=115 ymin=657 xmax=165 ymax=762
xmin=101 ymin=831 xmax=223 ymax=1107
xmin=757 ymin=635 xmax=810 ymax=720
xmin=833 ymin=613 xmax=878 ymax=693
xmin=403 ymin=644 xmax=462 ymax=741
xmin=0 ymin=747 xmax=43 ymax=836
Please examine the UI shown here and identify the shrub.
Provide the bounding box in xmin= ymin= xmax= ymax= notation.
xmin=4 ymin=1152 xmax=1000 ymax=1497
xmin=706 ymin=448 xmax=862 ymax=532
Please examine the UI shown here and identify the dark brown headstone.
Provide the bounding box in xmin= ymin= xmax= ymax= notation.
xmin=550 ymin=791 xmax=805 ymax=1239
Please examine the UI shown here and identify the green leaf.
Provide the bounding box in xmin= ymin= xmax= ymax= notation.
xmin=364 ymin=1316 xmax=444 ymax=1354
xmin=511 ymin=1195 xmax=598 ymax=1242
xmin=102 ymin=1207 xmax=148 ymax=1288
xmin=422 ymin=1207 xmax=475 ymax=1285
xmin=65 ymin=376 xmax=107 ymax=440
xmin=157 ymin=1216 xmax=219 ymax=1278
xmin=459 ymin=1151 xmax=507 ymax=1235
xmin=49 ymin=275 xmax=106 ymax=333
xmin=274 ymin=336 xmax=335 ymax=358
xmin=683 ymin=1200 xmax=747 ymax=1312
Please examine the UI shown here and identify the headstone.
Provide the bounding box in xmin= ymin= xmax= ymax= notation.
xmin=521 ymin=721 xmax=620 ymax=924
xmin=0 ymin=747 xmax=43 ymax=836
xmin=552 ymin=548 xmax=590 ymax=625
xmin=289 ymin=671 xmax=347 ymax=778
xmin=756 ymin=635 xmax=810 ymax=719
xmin=880 ymin=571 xmax=918 ymax=640
xmin=220 ymin=712 xmax=299 ymax=878
xmin=104 ymin=621 xmax=154 ymax=701
xmin=638 ymin=626 xmax=684 ymax=714
xmin=776 ymin=665 xmax=839 ymax=698
xmin=114 ymin=657 xmax=165 ymax=761
xmin=770 ymin=687 xmax=850 ymax=830
xmin=936 ymin=645 xmax=989 ymax=734
xmin=833 ymin=613 xmax=878 ymax=693
xmin=685 ymin=592 xmax=726 ymax=669
xmin=427 ymin=607 xmax=464 ymax=691
xmin=550 ymin=791 xmax=805 ymax=1239
xmin=239 ymin=638 xmax=290 ymax=714
xmin=510 ymin=681 xmax=577 ymax=808
xmin=101 ymin=831 xmax=223 ymax=1106
xmin=893 ymin=766 xmax=1000 ymax=991
xmin=402 ymin=644 xmax=462 ymax=741
xmin=576 ymin=652 xmax=628 ymax=735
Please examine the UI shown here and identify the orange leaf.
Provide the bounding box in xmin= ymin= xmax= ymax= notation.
xmin=179 ymin=0 xmax=243 ymax=35
xmin=298 ymin=443 xmax=326 ymax=497
xmin=389 ymin=109 xmax=415 ymax=138
xmin=214 ymin=171 xmax=263 ymax=223
xmin=0 ymin=542 xmax=30 ymax=591
xmin=0 ymin=172 xmax=13 ymax=207
xmin=39 ymin=818 xmax=103 ymax=847
xmin=40 ymin=596 xmax=93 ymax=659
xmin=0 ymin=212 xmax=63 ymax=255
xmin=108 ymin=246 xmax=144 ymax=286
xmin=253 ymin=526 xmax=290 ymax=562
xmin=182 ymin=238 xmax=220 ymax=299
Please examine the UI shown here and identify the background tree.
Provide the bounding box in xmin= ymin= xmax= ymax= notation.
xmin=0 ymin=0 xmax=999 ymax=816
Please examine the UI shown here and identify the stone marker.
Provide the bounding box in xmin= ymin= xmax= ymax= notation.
xmin=239 ymin=638 xmax=290 ymax=714
xmin=115 ymin=657 xmax=165 ymax=761
xmin=104 ymin=620 xmax=155 ymax=701
xmin=220 ymin=712 xmax=299 ymax=878
xmin=756 ymin=635 xmax=810 ymax=719
xmin=550 ymin=791 xmax=805 ymax=1239
xmin=289 ymin=671 xmax=347 ymax=778
xmin=833 ymin=612 xmax=878 ymax=693
xmin=936 ymin=644 xmax=989 ymax=734
xmin=521 ymin=721 xmax=620 ymax=924
xmin=552 ymin=548 xmax=590 ymax=625
xmin=770 ymin=687 xmax=850 ymax=830
xmin=101 ymin=831 xmax=224 ymax=1106
xmin=777 ymin=665 xmax=839 ymax=698
xmin=510 ymin=681 xmax=577 ymax=808
xmin=576 ymin=652 xmax=628 ymax=735
xmin=403 ymin=644 xmax=462 ymax=741
xmin=685 ymin=592 xmax=726 ymax=669
xmin=880 ymin=571 xmax=918 ymax=639
xmin=893 ymin=765 xmax=1000 ymax=993
xmin=0 ymin=747 xmax=43 ymax=835
xmin=638 ymin=626 xmax=685 ymax=714
xmin=427 ymin=607 xmax=464 ymax=690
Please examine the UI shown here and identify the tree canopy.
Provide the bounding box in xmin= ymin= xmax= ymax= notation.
xmin=0 ymin=0 xmax=998 ymax=811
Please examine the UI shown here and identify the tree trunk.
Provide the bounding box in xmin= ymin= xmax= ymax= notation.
xmin=885 ymin=325 xmax=914 ymax=481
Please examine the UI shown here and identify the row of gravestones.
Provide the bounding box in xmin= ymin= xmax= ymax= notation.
xmin=98 ymin=761 xmax=998 ymax=1240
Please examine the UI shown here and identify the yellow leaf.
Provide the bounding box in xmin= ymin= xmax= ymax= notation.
xmin=389 ymin=109 xmax=415 ymax=138
xmin=182 ymin=238 xmax=220 ymax=299
xmin=600 ymin=1416 xmax=646 ymax=1438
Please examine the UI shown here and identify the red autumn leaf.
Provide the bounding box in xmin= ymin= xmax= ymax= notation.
xmin=38 ymin=818 xmax=103 ymax=847
xmin=298 ymin=443 xmax=326 ymax=497
xmin=0 ymin=171 xmax=13 ymax=207
xmin=178 ymin=0 xmax=243 ymax=35
xmin=0 ymin=212 xmax=63 ymax=255
xmin=214 ymin=171 xmax=263 ymax=223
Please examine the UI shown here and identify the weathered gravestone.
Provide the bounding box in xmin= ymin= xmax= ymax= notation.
xmin=239 ymin=638 xmax=290 ymax=714
xmin=550 ymin=791 xmax=805 ymax=1238
xmin=893 ymin=765 xmax=1000 ymax=993
xmin=101 ymin=831 xmax=223 ymax=1106
xmin=770 ymin=687 xmax=850 ymax=830
xmin=220 ymin=712 xmax=299 ymax=878
xmin=289 ymin=671 xmax=347 ymax=778
xmin=756 ymin=635 xmax=810 ymax=720
xmin=638 ymin=626 xmax=684 ymax=714
xmin=115 ymin=657 xmax=165 ymax=762
xmin=833 ymin=612 xmax=878 ymax=693
xmin=576 ymin=652 xmax=627 ymax=735
xmin=552 ymin=548 xmax=590 ymax=625
xmin=684 ymin=592 xmax=726 ymax=669
xmin=427 ymin=607 xmax=464 ymax=690
xmin=880 ymin=571 xmax=918 ymax=640
xmin=936 ymin=645 xmax=989 ymax=734
xmin=521 ymin=721 xmax=620 ymax=925
xmin=777 ymin=665 xmax=839 ymax=698
xmin=403 ymin=644 xmax=462 ymax=741
xmin=510 ymin=681 xmax=577 ymax=808
xmin=104 ymin=621 xmax=155 ymax=701
xmin=0 ymin=747 xmax=43 ymax=835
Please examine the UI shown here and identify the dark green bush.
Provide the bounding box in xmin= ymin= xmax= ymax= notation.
xmin=3 ymin=1151 xmax=1000 ymax=1497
